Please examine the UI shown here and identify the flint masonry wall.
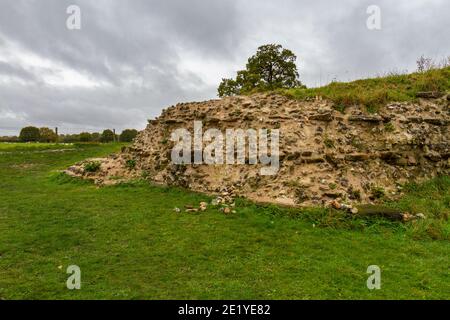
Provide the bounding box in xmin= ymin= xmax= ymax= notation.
xmin=67 ymin=93 xmax=450 ymax=207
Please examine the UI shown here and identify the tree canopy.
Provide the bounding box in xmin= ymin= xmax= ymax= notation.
xmin=218 ymin=44 xmax=303 ymax=97
xmin=79 ymin=132 xmax=92 ymax=142
xmin=120 ymin=129 xmax=138 ymax=142
xmin=100 ymin=129 xmax=115 ymax=143
xmin=19 ymin=126 xmax=40 ymax=142
xmin=39 ymin=127 xmax=58 ymax=143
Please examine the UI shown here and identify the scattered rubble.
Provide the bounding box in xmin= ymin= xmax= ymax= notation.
xmin=199 ymin=202 xmax=208 ymax=211
xmin=402 ymin=213 xmax=427 ymax=222
xmin=330 ymin=200 xmax=359 ymax=214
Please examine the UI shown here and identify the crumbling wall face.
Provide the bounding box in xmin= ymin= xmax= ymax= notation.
xmin=66 ymin=93 xmax=450 ymax=207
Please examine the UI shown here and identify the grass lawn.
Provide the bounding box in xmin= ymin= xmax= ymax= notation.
xmin=0 ymin=142 xmax=75 ymax=152
xmin=0 ymin=143 xmax=448 ymax=299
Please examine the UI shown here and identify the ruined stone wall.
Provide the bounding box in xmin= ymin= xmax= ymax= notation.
xmin=66 ymin=93 xmax=450 ymax=207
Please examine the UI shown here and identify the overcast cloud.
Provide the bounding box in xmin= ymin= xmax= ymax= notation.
xmin=0 ymin=0 xmax=449 ymax=135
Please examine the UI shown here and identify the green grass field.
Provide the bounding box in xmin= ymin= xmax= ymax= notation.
xmin=0 ymin=143 xmax=448 ymax=299
xmin=0 ymin=142 xmax=75 ymax=152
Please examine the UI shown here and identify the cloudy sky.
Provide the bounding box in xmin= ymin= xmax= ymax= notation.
xmin=0 ymin=0 xmax=449 ymax=135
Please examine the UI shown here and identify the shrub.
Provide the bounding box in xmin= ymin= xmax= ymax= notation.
xmin=371 ymin=186 xmax=385 ymax=199
xmin=349 ymin=188 xmax=362 ymax=201
xmin=384 ymin=122 xmax=395 ymax=132
xmin=416 ymin=55 xmax=435 ymax=73
xmin=141 ymin=170 xmax=150 ymax=179
xmin=125 ymin=159 xmax=137 ymax=170
xmin=333 ymin=104 xmax=346 ymax=114
xmin=324 ymin=137 xmax=335 ymax=148
xmin=84 ymin=161 xmax=101 ymax=172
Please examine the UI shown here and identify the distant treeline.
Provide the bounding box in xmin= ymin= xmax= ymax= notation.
xmin=0 ymin=127 xmax=138 ymax=143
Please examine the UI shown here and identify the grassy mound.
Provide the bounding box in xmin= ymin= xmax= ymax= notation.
xmin=281 ymin=67 xmax=450 ymax=113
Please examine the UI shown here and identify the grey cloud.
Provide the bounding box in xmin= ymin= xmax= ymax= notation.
xmin=0 ymin=0 xmax=448 ymax=135
xmin=0 ymin=61 xmax=38 ymax=83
